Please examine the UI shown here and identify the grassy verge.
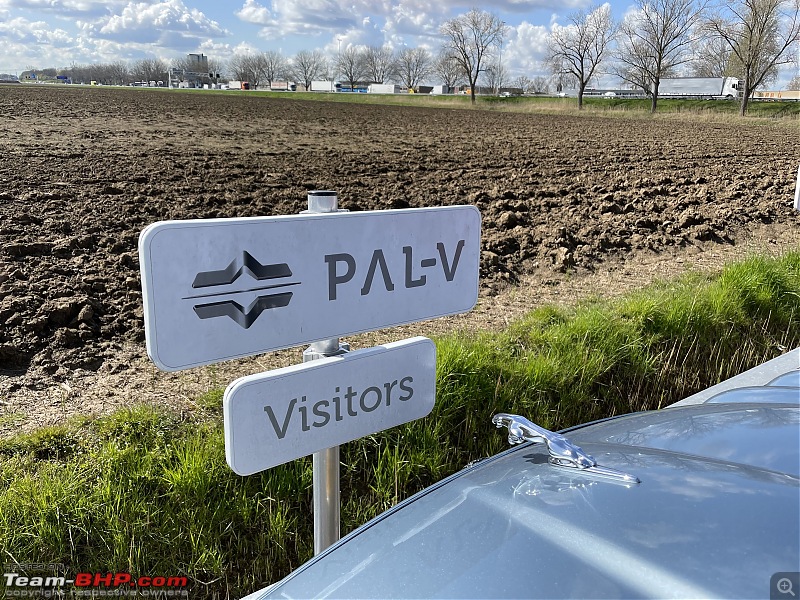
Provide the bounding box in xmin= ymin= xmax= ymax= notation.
xmin=150 ymin=85 xmax=800 ymax=120
xmin=284 ymin=91 xmax=800 ymax=118
xmin=2 ymin=251 xmax=799 ymax=598
xmin=480 ymin=94 xmax=800 ymax=119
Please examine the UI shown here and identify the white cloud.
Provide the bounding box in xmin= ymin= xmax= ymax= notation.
xmin=229 ymin=0 xmax=578 ymax=63
xmin=0 ymin=15 xmax=72 ymax=44
xmin=0 ymin=17 xmax=82 ymax=69
xmin=506 ymin=20 xmax=549 ymax=75
xmin=0 ymin=0 xmax=130 ymax=18
xmin=231 ymin=40 xmax=262 ymax=55
xmin=383 ymin=1 xmax=443 ymax=39
xmin=193 ymin=38 xmax=242 ymax=62
xmin=235 ymin=0 xmax=275 ymax=25
xmin=234 ymin=0 xmax=468 ymax=40
xmin=0 ymin=0 xmax=232 ymax=69
xmin=97 ymin=0 xmax=229 ymax=42
xmin=236 ymin=0 xmax=358 ymax=36
xmin=0 ymin=0 xmax=594 ymax=74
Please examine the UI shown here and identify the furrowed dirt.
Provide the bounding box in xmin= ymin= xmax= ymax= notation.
xmin=0 ymin=85 xmax=798 ymax=435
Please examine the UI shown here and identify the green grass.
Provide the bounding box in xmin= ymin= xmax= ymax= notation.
xmin=251 ymin=90 xmax=800 ymax=118
xmin=2 ymin=251 xmax=799 ymax=598
xmin=124 ymin=84 xmax=800 ymax=119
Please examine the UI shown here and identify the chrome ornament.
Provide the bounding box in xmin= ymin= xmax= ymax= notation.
xmin=493 ymin=413 xmax=640 ymax=484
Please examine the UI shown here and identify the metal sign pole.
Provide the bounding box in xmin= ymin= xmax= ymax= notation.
xmin=302 ymin=191 xmax=348 ymax=555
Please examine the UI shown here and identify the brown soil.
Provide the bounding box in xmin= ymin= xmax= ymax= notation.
xmin=1 ymin=85 xmax=798 ymax=436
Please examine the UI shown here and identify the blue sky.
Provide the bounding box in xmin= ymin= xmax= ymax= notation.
xmin=1 ymin=0 xmax=796 ymax=86
xmin=0 ymin=0 xmax=615 ymax=78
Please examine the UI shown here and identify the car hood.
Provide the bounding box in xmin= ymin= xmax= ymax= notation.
xmin=258 ymin=402 xmax=799 ymax=599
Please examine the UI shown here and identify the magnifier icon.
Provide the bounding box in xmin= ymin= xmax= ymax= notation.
xmin=778 ymin=578 xmax=796 ymax=597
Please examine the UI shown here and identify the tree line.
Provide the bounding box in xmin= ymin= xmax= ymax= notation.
xmin=545 ymin=0 xmax=800 ymax=115
xmin=23 ymin=0 xmax=800 ymax=116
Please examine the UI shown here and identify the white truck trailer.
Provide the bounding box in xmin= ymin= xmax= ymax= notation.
xmin=270 ymin=81 xmax=297 ymax=91
xmin=753 ymin=89 xmax=800 ymax=101
xmin=657 ymin=77 xmax=740 ymax=99
xmin=311 ymin=80 xmax=338 ymax=92
xmin=368 ymin=84 xmax=403 ymax=94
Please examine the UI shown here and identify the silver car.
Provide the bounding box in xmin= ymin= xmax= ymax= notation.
xmin=247 ymin=351 xmax=800 ymax=599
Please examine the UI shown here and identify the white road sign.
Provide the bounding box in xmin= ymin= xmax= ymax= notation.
xmin=224 ymin=337 xmax=437 ymax=475
xmin=139 ymin=206 xmax=480 ymax=371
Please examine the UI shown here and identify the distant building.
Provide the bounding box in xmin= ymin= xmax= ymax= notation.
xmin=187 ymin=53 xmax=209 ymax=74
xmin=168 ymin=53 xmax=213 ymax=88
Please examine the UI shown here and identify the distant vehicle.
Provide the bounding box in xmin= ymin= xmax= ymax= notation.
xmin=753 ymin=89 xmax=800 ymax=101
xmin=657 ymin=77 xmax=740 ymax=99
xmin=368 ymin=83 xmax=403 ymax=94
xmin=338 ymin=84 xmax=368 ymax=93
xmin=603 ymin=91 xmax=617 ymax=98
xmin=244 ymin=349 xmax=800 ymax=600
xmin=227 ymin=81 xmax=250 ymax=90
xmin=310 ymin=80 xmax=338 ymax=92
xmin=269 ymin=81 xmax=296 ymax=92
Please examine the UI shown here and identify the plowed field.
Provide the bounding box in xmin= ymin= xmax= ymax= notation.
xmin=1 ymin=85 xmax=798 ymax=431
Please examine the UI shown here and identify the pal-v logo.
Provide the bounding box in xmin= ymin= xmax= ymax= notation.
xmin=186 ymin=240 xmax=465 ymax=329
xmin=187 ymin=251 xmax=298 ymax=329
xmin=139 ymin=206 xmax=480 ymax=371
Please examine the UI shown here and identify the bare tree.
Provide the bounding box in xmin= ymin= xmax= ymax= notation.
xmin=531 ymin=75 xmax=551 ymax=94
xmin=612 ymin=40 xmax=663 ymax=95
xmin=171 ymin=55 xmax=199 ymax=74
xmin=547 ymin=5 xmax=617 ymax=108
xmin=513 ymin=75 xmax=532 ymax=93
xmin=363 ymin=45 xmax=396 ymax=83
xmin=689 ymin=33 xmax=733 ymax=76
xmin=482 ymin=63 xmax=506 ymax=93
xmin=489 ymin=40 xmax=509 ymax=95
xmin=259 ymin=50 xmax=287 ymax=88
xmin=615 ymin=0 xmax=706 ymax=112
xmin=167 ymin=55 xmax=218 ymax=86
xmin=706 ymin=0 xmax=800 ymax=114
xmin=65 ymin=63 xmax=86 ymax=84
xmin=788 ymin=74 xmax=800 ymax=88
xmin=207 ymin=58 xmax=224 ymax=80
xmin=227 ymin=54 xmax=255 ymax=82
xmin=248 ymin=54 xmax=268 ymax=88
xmin=108 ymin=61 xmax=130 ymax=85
xmin=290 ymin=50 xmax=327 ymax=90
xmin=131 ymin=58 xmax=168 ymax=84
xmin=170 ymin=55 xmax=199 ymax=85
xmin=434 ymin=50 xmax=464 ymax=88
xmin=440 ymin=8 xmax=506 ymax=104
xmin=395 ymin=47 xmax=432 ymax=91
xmin=336 ymin=46 xmax=367 ymax=91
